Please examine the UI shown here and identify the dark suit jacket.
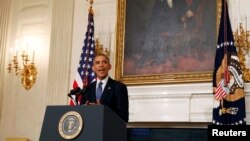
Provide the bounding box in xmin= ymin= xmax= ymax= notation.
xmin=81 ymin=77 xmax=129 ymax=122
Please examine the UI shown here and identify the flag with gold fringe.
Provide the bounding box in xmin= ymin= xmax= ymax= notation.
xmin=69 ymin=1 xmax=96 ymax=106
xmin=212 ymin=0 xmax=246 ymax=125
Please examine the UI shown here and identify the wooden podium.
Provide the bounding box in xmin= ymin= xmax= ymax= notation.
xmin=39 ymin=105 xmax=127 ymax=141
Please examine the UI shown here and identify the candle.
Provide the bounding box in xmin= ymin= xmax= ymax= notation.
xmin=15 ymin=49 xmax=18 ymax=63
xmin=15 ymin=41 xmax=18 ymax=57
xmin=238 ymin=16 xmax=240 ymax=35
xmin=248 ymin=31 xmax=250 ymax=41
xmin=32 ymin=50 xmax=35 ymax=63
xmin=26 ymin=41 xmax=29 ymax=58
xmin=109 ymin=32 xmax=112 ymax=48
xmin=246 ymin=16 xmax=248 ymax=31
xmin=9 ymin=48 xmax=13 ymax=63
xmin=16 ymin=49 xmax=18 ymax=57
xmin=238 ymin=3 xmax=240 ymax=35
xmin=246 ymin=15 xmax=247 ymax=32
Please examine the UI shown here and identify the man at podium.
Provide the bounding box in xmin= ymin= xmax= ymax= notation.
xmin=81 ymin=54 xmax=129 ymax=123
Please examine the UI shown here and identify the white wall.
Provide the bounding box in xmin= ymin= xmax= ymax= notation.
xmin=0 ymin=0 xmax=53 ymax=140
xmin=0 ymin=0 xmax=73 ymax=140
xmin=0 ymin=0 xmax=250 ymax=141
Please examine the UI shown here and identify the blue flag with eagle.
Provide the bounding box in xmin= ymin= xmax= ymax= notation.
xmin=212 ymin=0 xmax=246 ymax=125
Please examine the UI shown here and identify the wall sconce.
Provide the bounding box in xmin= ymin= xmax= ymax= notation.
xmin=7 ymin=41 xmax=37 ymax=90
xmin=234 ymin=22 xmax=250 ymax=82
xmin=95 ymin=38 xmax=110 ymax=57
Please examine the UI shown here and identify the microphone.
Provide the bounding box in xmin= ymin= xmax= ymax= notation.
xmin=68 ymin=87 xmax=81 ymax=97
xmin=68 ymin=87 xmax=82 ymax=106
xmin=68 ymin=87 xmax=87 ymax=105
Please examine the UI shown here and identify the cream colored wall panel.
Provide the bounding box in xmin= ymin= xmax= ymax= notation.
xmin=45 ymin=0 xmax=74 ymax=105
xmin=19 ymin=0 xmax=49 ymax=10
xmin=94 ymin=4 xmax=115 ymax=17
xmin=70 ymin=0 xmax=88 ymax=89
xmin=95 ymin=0 xmax=113 ymax=3
xmin=0 ymin=0 xmax=11 ymax=125
xmin=93 ymin=1 xmax=115 ymax=63
xmin=17 ymin=18 xmax=49 ymax=35
xmin=0 ymin=0 xmax=52 ymax=140
xmin=95 ymin=21 xmax=113 ymax=34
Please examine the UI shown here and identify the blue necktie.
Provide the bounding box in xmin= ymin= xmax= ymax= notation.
xmin=96 ymin=81 xmax=103 ymax=100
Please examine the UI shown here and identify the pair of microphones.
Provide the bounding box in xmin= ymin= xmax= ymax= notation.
xmin=68 ymin=87 xmax=86 ymax=105
xmin=68 ymin=87 xmax=81 ymax=96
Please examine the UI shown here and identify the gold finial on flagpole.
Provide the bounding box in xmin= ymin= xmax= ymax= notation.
xmin=88 ymin=0 xmax=94 ymax=14
xmin=89 ymin=0 xmax=93 ymax=5
xmin=86 ymin=0 xmax=93 ymax=5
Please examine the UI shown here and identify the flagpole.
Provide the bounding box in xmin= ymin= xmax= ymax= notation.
xmin=213 ymin=0 xmax=246 ymax=125
xmin=70 ymin=0 xmax=96 ymax=106
xmin=88 ymin=0 xmax=93 ymax=7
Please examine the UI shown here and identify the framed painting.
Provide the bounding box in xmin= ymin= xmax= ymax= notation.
xmin=115 ymin=0 xmax=221 ymax=85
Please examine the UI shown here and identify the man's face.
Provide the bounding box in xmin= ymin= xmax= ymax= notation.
xmin=92 ymin=55 xmax=111 ymax=80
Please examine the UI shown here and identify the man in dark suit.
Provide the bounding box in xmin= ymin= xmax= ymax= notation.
xmin=81 ymin=54 xmax=129 ymax=122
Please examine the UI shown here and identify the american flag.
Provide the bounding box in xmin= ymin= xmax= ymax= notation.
xmin=212 ymin=0 xmax=246 ymax=125
xmin=69 ymin=6 xmax=96 ymax=106
xmin=215 ymin=82 xmax=227 ymax=100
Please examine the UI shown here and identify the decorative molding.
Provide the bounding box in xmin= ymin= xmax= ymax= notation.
xmin=128 ymin=83 xmax=213 ymax=95
xmin=19 ymin=0 xmax=49 ymax=11
xmin=17 ymin=18 xmax=48 ymax=35
xmin=0 ymin=0 xmax=11 ymax=121
xmin=46 ymin=0 xmax=74 ymax=104
xmin=94 ymin=4 xmax=115 ymax=17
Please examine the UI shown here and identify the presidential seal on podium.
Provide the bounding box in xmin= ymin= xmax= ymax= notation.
xmin=58 ymin=111 xmax=84 ymax=139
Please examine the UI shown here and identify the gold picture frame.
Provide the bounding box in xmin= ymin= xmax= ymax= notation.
xmin=115 ymin=0 xmax=222 ymax=85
